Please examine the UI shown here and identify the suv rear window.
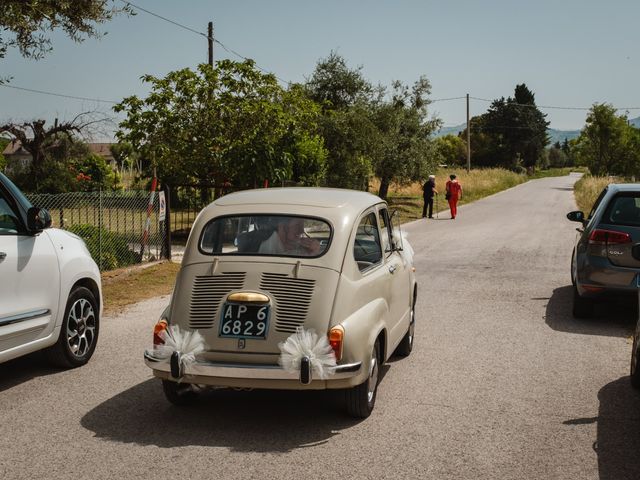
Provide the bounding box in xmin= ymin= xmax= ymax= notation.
xmin=603 ymin=194 xmax=640 ymax=226
xmin=199 ymin=215 xmax=332 ymax=257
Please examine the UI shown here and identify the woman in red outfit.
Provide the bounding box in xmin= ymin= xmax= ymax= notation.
xmin=445 ymin=174 xmax=462 ymax=219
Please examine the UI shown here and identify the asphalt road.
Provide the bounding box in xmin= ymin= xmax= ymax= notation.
xmin=2 ymin=173 xmax=640 ymax=480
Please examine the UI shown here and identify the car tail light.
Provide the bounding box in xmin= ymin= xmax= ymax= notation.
xmin=328 ymin=326 xmax=344 ymax=362
xmin=588 ymin=229 xmax=631 ymax=245
xmin=153 ymin=319 xmax=168 ymax=346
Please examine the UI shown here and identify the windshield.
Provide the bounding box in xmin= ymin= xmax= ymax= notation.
xmin=199 ymin=214 xmax=332 ymax=258
xmin=0 ymin=172 xmax=32 ymax=211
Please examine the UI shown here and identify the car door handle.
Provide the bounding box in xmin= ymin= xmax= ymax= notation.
xmin=0 ymin=252 xmax=6 ymax=261
xmin=388 ymin=264 xmax=397 ymax=274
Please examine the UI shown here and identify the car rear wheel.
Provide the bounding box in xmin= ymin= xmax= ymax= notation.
xmin=44 ymin=286 xmax=99 ymax=368
xmin=394 ymin=304 xmax=415 ymax=357
xmin=631 ymin=334 xmax=640 ymax=389
xmin=345 ymin=339 xmax=380 ymax=418
xmin=162 ymin=380 xmax=198 ymax=406
xmin=572 ymin=285 xmax=593 ymax=319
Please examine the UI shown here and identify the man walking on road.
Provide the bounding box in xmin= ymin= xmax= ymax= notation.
xmin=422 ymin=174 xmax=438 ymax=218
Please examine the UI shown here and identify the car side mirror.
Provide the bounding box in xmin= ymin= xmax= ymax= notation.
xmin=566 ymin=211 xmax=585 ymax=224
xmin=27 ymin=207 xmax=52 ymax=233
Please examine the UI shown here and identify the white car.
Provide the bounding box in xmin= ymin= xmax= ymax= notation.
xmin=0 ymin=173 xmax=102 ymax=367
xmin=145 ymin=187 xmax=416 ymax=418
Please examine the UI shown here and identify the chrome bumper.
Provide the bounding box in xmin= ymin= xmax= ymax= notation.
xmin=143 ymin=351 xmax=362 ymax=382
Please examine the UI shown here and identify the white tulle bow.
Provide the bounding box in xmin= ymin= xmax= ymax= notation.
xmin=278 ymin=327 xmax=337 ymax=380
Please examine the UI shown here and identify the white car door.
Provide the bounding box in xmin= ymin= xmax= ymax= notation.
xmin=0 ymin=189 xmax=60 ymax=356
xmin=378 ymin=207 xmax=411 ymax=346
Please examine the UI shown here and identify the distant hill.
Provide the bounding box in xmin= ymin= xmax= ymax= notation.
xmin=434 ymin=116 xmax=640 ymax=145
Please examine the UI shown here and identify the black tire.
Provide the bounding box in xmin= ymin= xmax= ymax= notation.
xmin=162 ymin=380 xmax=198 ymax=406
xmin=571 ymin=251 xmax=577 ymax=286
xmin=572 ymin=285 xmax=593 ymax=319
xmin=394 ymin=304 xmax=415 ymax=357
xmin=345 ymin=339 xmax=380 ymax=418
xmin=44 ymin=286 xmax=99 ymax=368
xmin=631 ymin=334 xmax=640 ymax=389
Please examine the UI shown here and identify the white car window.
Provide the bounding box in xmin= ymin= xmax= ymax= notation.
xmin=200 ymin=215 xmax=331 ymax=258
xmin=353 ymin=211 xmax=383 ymax=271
xmin=0 ymin=192 xmax=21 ymax=235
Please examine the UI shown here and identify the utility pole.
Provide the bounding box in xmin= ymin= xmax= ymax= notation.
xmin=466 ymin=93 xmax=471 ymax=173
xmin=208 ymin=21 xmax=214 ymax=66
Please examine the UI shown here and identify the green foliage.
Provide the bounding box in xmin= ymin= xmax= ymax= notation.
xmin=465 ymin=84 xmax=549 ymax=169
xmin=0 ymin=1 xmax=132 ymax=61
xmin=67 ymin=224 xmax=138 ymax=271
xmin=433 ymin=134 xmax=466 ymax=165
xmin=574 ymin=104 xmax=640 ymax=176
xmin=371 ymin=78 xmax=441 ymax=198
xmin=305 ymin=51 xmax=373 ymax=111
xmin=305 ymin=53 xmax=441 ymax=196
xmin=0 ymin=137 xmax=8 ymax=170
xmin=114 ymin=60 xmax=324 ymax=188
xmin=74 ymin=153 xmax=120 ymax=191
xmin=9 ymin=135 xmax=120 ymax=193
xmin=547 ymin=145 xmax=567 ymax=168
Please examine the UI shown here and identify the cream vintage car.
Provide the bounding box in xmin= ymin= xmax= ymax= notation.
xmin=145 ymin=188 xmax=417 ymax=418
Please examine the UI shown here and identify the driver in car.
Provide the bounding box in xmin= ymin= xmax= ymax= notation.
xmin=258 ymin=217 xmax=321 ymax=256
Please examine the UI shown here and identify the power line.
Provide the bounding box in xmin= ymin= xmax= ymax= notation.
xmin=470 ymin=96 xmax=640 ymax=112
xmin=0 ymin=83 xmax=119 ymax=104
xmin=121 ymin=0 xmax=291 ymax=85
xmin=431 ymin=96 xmax=466 ymax=103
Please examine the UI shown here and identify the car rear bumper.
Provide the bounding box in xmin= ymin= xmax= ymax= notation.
xmin=144 ymin=351 xmax=363 ymax=390
xmin=577 ymin=255 xmax=639 ymax=297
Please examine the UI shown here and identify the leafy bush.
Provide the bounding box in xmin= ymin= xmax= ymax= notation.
xmin=67 ymin=224 xmax=138 ymax=270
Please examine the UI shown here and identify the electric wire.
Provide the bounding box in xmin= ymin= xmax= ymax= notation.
xmin=470 ymin=96 xmax=640 ymax=112
xmin=0 ymin=83 xmax=119 ymax=104
xmin=120 ymin=0 xmax=291 ymax=85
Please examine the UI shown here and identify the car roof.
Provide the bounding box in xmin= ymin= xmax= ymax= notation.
xmin=607 ymin=183 xmax=640 ymax=193
xmin=213 ymin=187 xmax=383 ymax=211
xmin=183 ymin=187 xmax=387 ymax=268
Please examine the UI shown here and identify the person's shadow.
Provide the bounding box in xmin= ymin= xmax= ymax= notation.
xmin=565 ymin=376 xmax=640 ymax=479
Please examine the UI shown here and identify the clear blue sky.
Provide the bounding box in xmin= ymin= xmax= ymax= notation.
xmin=2 ymin=0 xmax=639 ymax=139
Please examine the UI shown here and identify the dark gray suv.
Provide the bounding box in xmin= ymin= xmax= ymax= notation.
xmin=567 ymin=183 xmax=640 ymax=318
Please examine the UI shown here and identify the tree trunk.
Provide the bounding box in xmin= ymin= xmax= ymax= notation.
xmin=378 ymin=177 xmax=390 ymax=200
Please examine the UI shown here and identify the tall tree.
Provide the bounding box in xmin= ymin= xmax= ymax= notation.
xmin=372 ymin=78 xmax=441 ymax=199
xmin=0 ymin=0 xmax=132 ymax=61
xmin=305 ymin=52 xmax=378 ymax=189
xmin=464 ymin=84 xmax=549 ymax=169
xmin=114 ymin=61 xmax=326 ymax=189
xmin=575 ymin=103 xmax=640 ymax=176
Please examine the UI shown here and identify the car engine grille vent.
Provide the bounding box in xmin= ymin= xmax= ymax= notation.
xmin=260 ymin=272 xmax=315 ymax=333
xmin=189 ymin=272 xmax=246 ymax=329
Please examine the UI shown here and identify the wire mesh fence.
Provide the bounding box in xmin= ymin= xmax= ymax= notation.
xmin=26 ymin=190 xmax=169 ymax=271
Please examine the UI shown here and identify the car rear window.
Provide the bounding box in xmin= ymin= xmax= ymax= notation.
xmin=603 ymin=194 xmax=640 ymax=226
xmin=199 ymin=215 xmax=332 ymax=258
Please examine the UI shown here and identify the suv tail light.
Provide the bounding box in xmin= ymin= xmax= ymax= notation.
xmin=588 ymin=229 xmax=631 ymax=245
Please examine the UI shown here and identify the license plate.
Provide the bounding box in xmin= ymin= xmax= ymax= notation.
xmin=219 ymin=303 xmax=270 ymax=339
